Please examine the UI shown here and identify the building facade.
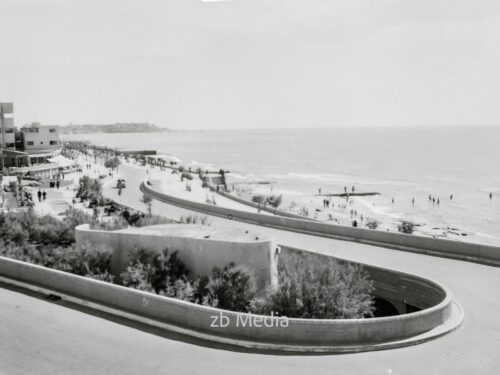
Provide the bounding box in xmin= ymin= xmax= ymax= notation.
xmin=0 ymin=103 xmax=15 ymax=150
xmin=1 ymin=102 xmax=28 ymax=170
xmin=21 ymin=122 xmax=61 ymax=153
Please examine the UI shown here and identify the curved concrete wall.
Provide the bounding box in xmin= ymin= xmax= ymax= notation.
xmin=75 ymin=224 xmax=277 ymax=291
xmin=214 ymin=187 xmax=314 ymax=220
xmin=0 ymin=255 xmax=453 ymax=351
xmin=141 ymin=181 xmax=500 ymax=266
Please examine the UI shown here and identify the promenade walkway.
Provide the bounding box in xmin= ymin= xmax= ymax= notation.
xmin=1 ymin=162 xmax=499 ymax=374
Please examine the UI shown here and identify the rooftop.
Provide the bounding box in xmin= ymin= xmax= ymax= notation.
xmin=112 ymin=224 xmax=272 ymax=243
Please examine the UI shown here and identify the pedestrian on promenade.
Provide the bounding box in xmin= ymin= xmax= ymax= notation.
xmin=37 ymin=190 xmax=42 ymax=202
xmin=42 ymin=190 xmax=47 ymax=201
xmin=352 ymin=185 xmax=355 ymax=193
xmin=490 ymin=192 xmax=493 ymax=199
xmin=450 ymin=194 xmax=453 ymax=200
xmin=56 ymin=180 xmax=60 ymax=189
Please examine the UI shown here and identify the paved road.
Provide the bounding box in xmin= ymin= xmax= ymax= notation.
xmin=1 ymin=163 xmax=499 ymax=374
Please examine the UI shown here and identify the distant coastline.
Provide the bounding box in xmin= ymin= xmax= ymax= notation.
xmin=58 ymin=123 xmax=168 ymax=134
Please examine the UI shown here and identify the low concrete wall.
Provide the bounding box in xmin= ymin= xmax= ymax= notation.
xmin=0 ymin=255 xmax=453 ymax=351
xmin=214 ymin=187 xmax=313 ymax=220
xmin=141 ymin=181 xmax=500 ymax=266
xmin=75 ymin=224 xmax=277 ymax=291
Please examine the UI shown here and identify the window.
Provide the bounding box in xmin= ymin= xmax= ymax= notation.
xmin=5 ymin=128 xmax=14 ymax=133
xmin=50 ymin=141 xmax=58 ymax=145
xmin=5 ymin=143 xmax=15 ymax=148
xmin=49 ymin=128 xmax=57 ymax=133
xmin=27 ymin=141 xmax=34 ymax=146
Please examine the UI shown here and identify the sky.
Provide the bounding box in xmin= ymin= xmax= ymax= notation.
xmin=1 ymin=0 xmax=500 ymax=129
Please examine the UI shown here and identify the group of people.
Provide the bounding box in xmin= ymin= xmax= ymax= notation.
xmin=37 ymin=189 xmax=47 ymax=202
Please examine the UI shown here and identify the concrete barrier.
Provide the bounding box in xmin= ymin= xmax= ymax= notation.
xmin=214 ymin=187 xmax=313 ymax=220
xmin=75 ymin=224 xmax=277 ymax=291
xmin=0 ymin=253 xmax=456 ymax=352
xmin=141 ymin=181 xmax=500 ymax=266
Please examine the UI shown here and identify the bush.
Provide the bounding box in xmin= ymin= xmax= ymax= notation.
xmin=0 ymin=210 xmax=89 ymax=247
xmin=266 ymin=194 xmax=282 ymax=209
xmin=251 ymin=194 xmax=266 ymax=205
xmin=104 ymin=156 xmax=120 ymax=170
xmin=202 ymin=263 xmax=257 ymax=312
xmin=252 ymin=251 xmax=374 ymax=319
xmin=120 ymin=248 xmax=189 ymax=294
xmin=365 ymin=219 xmax=378 ymax=230
xmin=398 ymin=221 xmax=415 ymax=234
xmin=179 ymin=215 xmax=211 ymax=225
xmin=2 ymin=240 xmax=114 ymax=282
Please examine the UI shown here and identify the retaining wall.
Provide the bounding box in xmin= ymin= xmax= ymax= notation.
xmin=141 ymin=181 xmax=500 ymax=266
xmin=75 ymin=224 xmax=277 ymax=291
xmin=0 ymin=254 xmax=453 ymax=351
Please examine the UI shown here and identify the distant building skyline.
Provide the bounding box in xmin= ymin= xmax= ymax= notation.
xmin=1 ymin=0 xmax=500 ymax=130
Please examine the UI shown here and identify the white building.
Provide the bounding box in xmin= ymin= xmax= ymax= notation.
xmin=21 ymin=122 xmax=61 ymax=164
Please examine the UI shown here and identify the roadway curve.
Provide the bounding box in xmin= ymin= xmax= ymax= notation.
xmin=1 ymin=163 xmax=498 ymax=374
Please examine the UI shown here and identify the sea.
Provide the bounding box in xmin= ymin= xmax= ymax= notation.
xmin=63 ymin=126 xmax=500 ymax=245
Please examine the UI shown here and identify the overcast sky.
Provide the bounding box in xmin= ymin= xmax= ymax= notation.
xmin=1 ymin=0 xmax=499 ymax=129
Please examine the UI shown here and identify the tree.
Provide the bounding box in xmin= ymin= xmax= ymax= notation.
xmin=104 ymin=156 xmax=120 ymax=171
xmin=251 ymin=194 xmax=267 ymax=212
xmin=266 ymin=194 xmax=282 ymax=214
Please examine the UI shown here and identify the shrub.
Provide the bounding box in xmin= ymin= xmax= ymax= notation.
xmin=179 ymin=215 xmax=211 ymax=225
xmin=365 ymin=219 xmax=378 ymax=230
xmin=252 ymin=251 xmax=374 ymax=319
xmin=201 ymin=263 xmax=256 ymax=312
xmin=251 ymin=194 xmax=266 ymax=205
xmin=398 ymin=221 xmax=415 ymax=234
xmin=120 ymin=248 xmax=189 ymax=294
xmin=266 ymin=194 xmax=282 ymax=209
xmin=104 ymin=156 xmax=120 ymax=170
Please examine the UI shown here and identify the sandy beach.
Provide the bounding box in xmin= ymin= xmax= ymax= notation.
xmin=26 ymin=144 xmax=475 ymax=245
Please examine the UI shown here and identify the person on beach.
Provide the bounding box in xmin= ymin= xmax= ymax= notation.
xmin=42 ymin=190 xmax=47 ymax=201
xmin=432 ymin=197 xmax=435 ymax=204
xmin=344 ymin=186 xmax=347 ymax=194
xmin=429 ymin=194 xmax=432 ymax=201
xmin=490 ymin=192 xmax=493 ymax=199
xmin=37 ymin=190 xmax=42 ymax=203
xmin=352 ymin=220 xmax=358 ymax=227
xmin=392 ymin=197 xmax=394 ymax=204
xmin=318 ymin=188 xmax=321 ymax=195
xmin=412 ymin=197 xmax=415 ymax=205
xmin=450 ymin=194 xmax=453 ymax=200
xmin=352 ymin=185 xmax=355 ymax=193
xmin=437 ymin=198 xmax=440 ymax=205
